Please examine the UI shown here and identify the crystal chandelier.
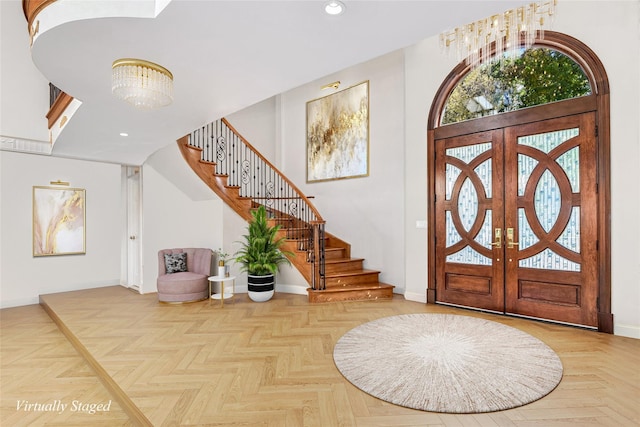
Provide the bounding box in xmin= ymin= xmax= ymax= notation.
xmin=112 ymin=59 xmax=173 ymax=109
xmin=440 ymin=0 xmax=557 ymax=69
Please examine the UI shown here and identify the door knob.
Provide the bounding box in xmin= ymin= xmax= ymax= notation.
xmin=506 ymin=228 xmax=519 ymax=249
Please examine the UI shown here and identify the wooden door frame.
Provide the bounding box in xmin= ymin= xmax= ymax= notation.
xmin=426 ymin=31 xmax=613 ymax=333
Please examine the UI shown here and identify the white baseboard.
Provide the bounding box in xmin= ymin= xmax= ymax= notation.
xmin=0 ymin=281 xmax=120 ymax=309
xmin=275 ymin=284 xmax=308 ymax=295
xmin=403 ymin=291 xmax=427 ymax=303
xmin=0 ymin=297 xmax=40 ymax=309
xmin=614 ymin=323 xmax=640 ymax=339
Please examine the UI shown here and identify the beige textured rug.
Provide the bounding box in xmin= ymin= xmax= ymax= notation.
xmin=333 ymin=313 xmax=563 ymax=413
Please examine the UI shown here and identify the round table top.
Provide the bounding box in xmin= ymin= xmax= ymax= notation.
xmin=208 ymin=275 xmax=236 ymax=281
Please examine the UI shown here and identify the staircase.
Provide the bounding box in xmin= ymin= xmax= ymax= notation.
xmin=177 ymin=118 xmax=394 ymax=303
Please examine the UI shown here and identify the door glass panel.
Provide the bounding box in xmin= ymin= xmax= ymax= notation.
xmin=534 ymin=169 xmax=561 ymax=233
xmin=458 ymin=177 xmax=478 ymax=232
xmin=518 ymin=154 xmax=538 ymax=196
xmin=518 ymin=128 xmax=579 ymax=154
xmin=479 ymin=209 xmax=492 ymax=250
xmin=557 ymin=207 xmax=580 ymax=252
xmin=446 ymin=142 xmax=491 ymax=164
xmin=474 ymin=159 xmax=492 ymax=198
xmin=518 ymin=207 xmax=538 ymax=250
xmin=446 ymin=246 xmax=492 ymax=265
xmin=446 ymin=206 xmax=492 ymax=265
xmin=556 ymin=147 xmax=580 ymax=192
xmin=445 ymin=211 xmax=461 ymax=246
xmin=444 ymin=140 xmax=493 ymax=266
xmin=445 ymin=164 xmax=460 ymax=200
xmin=519 ymin=248 xmax=581 ymax=271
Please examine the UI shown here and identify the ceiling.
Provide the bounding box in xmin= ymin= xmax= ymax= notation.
xmin=25 ymin=0 xmax=527 ymax=165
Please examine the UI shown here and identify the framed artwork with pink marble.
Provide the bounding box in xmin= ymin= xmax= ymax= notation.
xmin=32 ymin=186 xmax=86 ymax=256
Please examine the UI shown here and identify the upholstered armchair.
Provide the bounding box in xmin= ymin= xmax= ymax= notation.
xmin=157 ymin=248 xmax=212 ymax=303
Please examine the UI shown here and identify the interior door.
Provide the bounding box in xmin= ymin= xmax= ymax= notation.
xmin=435 ymin=112 xmax=598 ymax=327
xmin=126 ymin=166 xmax=142 ymax=291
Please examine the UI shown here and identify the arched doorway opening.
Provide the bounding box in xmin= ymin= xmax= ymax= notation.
xmin=426 ymin=32 xmax=612 ymax=333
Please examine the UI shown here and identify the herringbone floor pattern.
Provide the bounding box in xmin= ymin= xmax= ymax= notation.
xmin=0 ymin=304 xmax=133 ymax=426
xmin=2 ymin=286 xmax=639 ymax=426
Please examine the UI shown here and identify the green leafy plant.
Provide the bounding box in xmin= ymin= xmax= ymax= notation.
xmin=214 ymin=248 xmax=229 ymax=264
xmin=234 ymin=205 xmax=294 ymax=276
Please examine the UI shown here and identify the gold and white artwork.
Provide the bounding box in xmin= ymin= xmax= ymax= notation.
xmin=33 ymin=186 xmax=86 ymax=256
xmin=306 ymin=81 xmax=369 ymax=182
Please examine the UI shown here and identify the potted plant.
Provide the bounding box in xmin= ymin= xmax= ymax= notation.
xmin=234 ymin=205 xmax=293 ymax=302
xmin=214 ymin=248 xmax=230 ymax=277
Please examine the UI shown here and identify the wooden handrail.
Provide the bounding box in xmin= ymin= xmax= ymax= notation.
xmin=220 ymin=118 xmax=324 ymax=222
xmin=22 ymin=0 xmax=55 ymax=31
xmin=181 ymin=118 xmax=328 ymax=289
xmin=46 ymin=91 xmax=73 ymax=129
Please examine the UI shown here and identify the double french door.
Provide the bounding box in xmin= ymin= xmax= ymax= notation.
xmin=434 ymin=112 xmax=598 ymax=327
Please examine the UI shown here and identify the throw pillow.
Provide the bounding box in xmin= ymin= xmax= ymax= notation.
xmin=164 ymin=252 xmax=187 ymax=274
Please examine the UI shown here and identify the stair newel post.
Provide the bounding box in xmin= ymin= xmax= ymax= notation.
xmin=311 ymin=220 xmax=326 ymax=290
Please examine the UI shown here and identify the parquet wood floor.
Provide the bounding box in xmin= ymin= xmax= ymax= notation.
xmin=0 ymin=304 xmax=133 ymax=426
xmin=2 ymin=285 xmax=639 ymax=426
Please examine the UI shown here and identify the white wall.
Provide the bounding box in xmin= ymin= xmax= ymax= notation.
xmin=0 ymin=151 xmax=122 ymax=307
xmin=404 ymin=0 xmax=640 ymax=338
xmin=277 ymin=50 xmax=408 ymax=295
xmin=0 ymin=0 xmax=50 ymax=144
xmin=141 ymin=156 xmax=223 ymax=294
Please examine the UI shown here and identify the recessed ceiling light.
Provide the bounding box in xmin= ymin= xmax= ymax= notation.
xmin=324 ymin=1 xmax=345 ymax=16
xmin=120 ymin=132 xmax=129 ymax=137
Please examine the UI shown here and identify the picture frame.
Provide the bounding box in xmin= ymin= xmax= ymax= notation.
xmin=306 ymin=80 xmax=369 ymax=182
xmin=33 ymin=186 xmax=86 ymax=256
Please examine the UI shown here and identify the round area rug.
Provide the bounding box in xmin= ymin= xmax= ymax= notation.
xmin=333 ymin=313 xmax=563 ymax=413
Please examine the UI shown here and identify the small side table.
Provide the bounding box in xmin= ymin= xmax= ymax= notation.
xmin=208 ymin=275 xmax=236 ymax=307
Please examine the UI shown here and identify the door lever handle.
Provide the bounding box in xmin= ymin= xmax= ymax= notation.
xmin=490 ymin=228 xmax=502 ymax=248
xmin=506 ymin=228 xmax=519 ymax=249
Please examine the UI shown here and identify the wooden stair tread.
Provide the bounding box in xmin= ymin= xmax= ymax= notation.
xmin=326 ymin=269 xmax=380 ymax=277
xmin=325 ymin=257 xmax=364 ymax=264
xmin=307 ymin=282 xmax=395 ymax=303
xmin=310 ymin=283 xmax=395 ymax=292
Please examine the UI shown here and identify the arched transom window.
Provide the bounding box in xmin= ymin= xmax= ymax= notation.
xmin=442 ymin=47 xmax=592 ymax=125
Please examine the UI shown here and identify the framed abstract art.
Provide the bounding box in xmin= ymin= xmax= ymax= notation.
xmin=306 ymin=81 xmax=369 ymax=182
xmin=33 ymin=186 xmax=86 ymax=256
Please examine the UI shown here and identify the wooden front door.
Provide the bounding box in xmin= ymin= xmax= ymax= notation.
xmin=435 ymin=112 xmax=598 ymax=327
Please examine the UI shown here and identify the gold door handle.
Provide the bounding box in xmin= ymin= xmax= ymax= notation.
xmin=490 ymin=228 xmax=502 ymax=248
xmin=506 ymin=228 xmax=519 ymax=249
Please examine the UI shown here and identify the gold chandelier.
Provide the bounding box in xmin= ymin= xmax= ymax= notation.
xmin=440 ymin=0 xmax=558 ymax=68
xmin=112 ymin=59 xmax=173 ymax=110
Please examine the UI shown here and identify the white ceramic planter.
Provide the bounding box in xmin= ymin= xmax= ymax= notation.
xmin=247 ymin=273 xmax=275 ymax=302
